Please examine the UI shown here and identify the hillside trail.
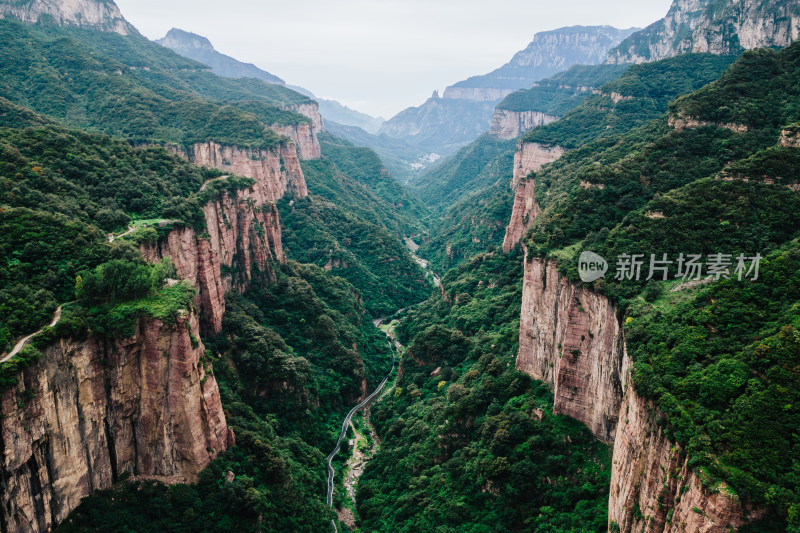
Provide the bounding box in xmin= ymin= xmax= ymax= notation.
xmin=0 ymin=305 xmax=64 ymax=363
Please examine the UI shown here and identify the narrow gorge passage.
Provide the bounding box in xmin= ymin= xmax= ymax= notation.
xmin=326 ymin=324 xmax=398 ymax=532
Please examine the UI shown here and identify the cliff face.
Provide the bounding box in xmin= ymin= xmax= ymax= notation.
xmin=441 ymin=87 xmax=515 ymax=102
xmin=516 ymin=255 xmax=624 ymax=441
xmin=0 ymin=0 xmax=134 ymax=35
xmin=270 ymin=123 xmax=322 ymax=160
xmin=609 ymin=380 xmax=762 ymax=532
xmin=188 ymin=141 xmax=308 ymax=199
xmin=287 ymin=102 xmax=325 ymax=134
xmin=501 ymin=142 xmax=566 ymax=251
xmin=516 ymin=254 xmax=760 ymax=528
xmin=0 ymin=312 xmax=230 ymax=533
xmin=489 ymin=110 xmax=560 ymax=140
xmin=607 ymin=0 xmax=800 ymax=64
xmin=444 ymin=26 xmax=638 ymax=101
xmin=141 ymin=179 xmax=285 ymax=335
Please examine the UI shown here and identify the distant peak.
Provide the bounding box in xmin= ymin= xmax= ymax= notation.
xmin=431 ymin=89 xmax=440 ymax=99
xmin=156 ymin=28 xmax=215 ymax=51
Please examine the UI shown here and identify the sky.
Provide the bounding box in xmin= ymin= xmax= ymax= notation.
xmin=115 ymin=0 xmax=673 ymax=118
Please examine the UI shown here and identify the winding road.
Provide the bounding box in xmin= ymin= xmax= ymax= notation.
xmin=0 ymin=305 xmax=64 ymax=364
xmin=327 ymin=327 xmax=397 ymax=533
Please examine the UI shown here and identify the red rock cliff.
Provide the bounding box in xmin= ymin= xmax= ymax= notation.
xmin=516 ymin=253 xmax=762 ymax=529
xmin=517 ymin=255 xmax=624 ymax=441
xmin=0 ymin=311 xmax=231 ymax=533
xmin=501 ymin=142 xmax=566 ymax=252
xmin=609 ymin=368 xmax=763 ymax=532
xmin=140 ymin=189 xmax=284 ymax=335
xmin=188 ymin=141 xmax=308 ymax=199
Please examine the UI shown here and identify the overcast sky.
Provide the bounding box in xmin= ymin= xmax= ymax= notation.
xmin=115 ymin=0 xmax=672 ymax=118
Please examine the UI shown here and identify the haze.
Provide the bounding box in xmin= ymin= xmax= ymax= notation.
xmin=115 ymin=0 xmax=673 ymax=118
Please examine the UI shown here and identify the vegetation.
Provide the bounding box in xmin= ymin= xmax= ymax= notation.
xmin=358 ymin=250 xmax=612 ymax=532
xmin=523 ymin=53 xmax=736 ymax=148
xmin=516 ymin=41 xmax=800 ymax=527
xmin=497 ymin=63 xmax=630 ymax=114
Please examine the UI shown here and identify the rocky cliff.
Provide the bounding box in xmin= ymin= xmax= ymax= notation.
xmin=270 ymin=122 xmax=322 ymax=160
xmin=609 ymin=380 xmax=762 ymax=532
xmin=143 ymin=141 xmax=296 ymax=334
xmin=489 ymin=110 xmax=560 ymax=140
xmin=445 ymin=26 xmax=638 ymax=101
xmin=186 ymin=141 xmax=308 ymax=199
xmin=501 ymin=142 xmax=566 ymax=251
xmin=606 ymin=0 xmax=800 ymax=64
xmin=0 ymin=311 xmax=231 ymax=533
xmin=0 ymin=0 xmax=134 ymax=35
xmin=516 ymin=254 xmax=760 ymax=529
xmin=516 ymin=255 xmax=624 ymax=441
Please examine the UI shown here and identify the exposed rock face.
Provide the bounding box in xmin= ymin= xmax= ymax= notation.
xmin=0 ymin=0 xmax=134 ymax=35
xmin=188 ymin=141 xmax=308 ymax=199
xmin=501 ymin=142 xmax=566 ymax=251
xmin=445 ymin=26 xmax=638 ymax=101
xmin=270 ymin=122 xmax=322 ymax=160
xmin=516 ymin=254 xmax=761 ymax=528
xmin=779 ymin=126 xmax=800 ymax=147
xmin=286 ymin=102 xmax=325 ymax=133
xmin=607 ymin=0 xmax=800 ymax=64
xmin=609 ymin=381 xmax=761 ymax=532
xmin=140 ymin=187 xmax=284 ymax=335
xmin=442 ymin=87 xmax=515 ymax=102
xmin=668 ymin=115 xmax=748 ymax=133
xmin=516 ymin=255 xmax=624 ymax=441
xmin=0 ymin=312 xmax=230 ymax=533
xmin=489 ymin=109 xmax=560 ymax=139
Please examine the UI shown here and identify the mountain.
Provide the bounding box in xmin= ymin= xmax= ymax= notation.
xmin=444 ymin=25 xmax=639 ymax=102
xmin=607 ymin=0 xmax=800 ymax=63
xmin=158 ymin=28 xmax=385 ymax=133
xmin=314 ymin=98 xmax=384 ymax=133
xmin=0 ymin=0 xmax=134 ymax=34
xmin=379 ymin=91 xmax=498 ymax=156
xmin=379 ymin=26 xmax=637 ymax=158
xmin=155 ymin=27 xmax=284 ymax=84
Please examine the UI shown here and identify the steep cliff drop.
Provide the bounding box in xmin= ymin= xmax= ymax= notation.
xmin=0 ymin=311 xmax=231 ymax=533
xmin=489 ymin=110 xmax=560 ymax=140
xmin=501 ymin=142 xmax=566 ymax=252
xmin=143 ymin=140 xmax=307 ymax=334
xmin=516 ymin=253 xmax=761 ymax=531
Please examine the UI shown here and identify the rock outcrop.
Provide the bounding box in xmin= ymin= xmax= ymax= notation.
xmin=516 ymin=255 xmax=624 ymax=441
xmin=444 ymin=26 xmax=638 ymax=101
xmin=668 ymin=115 xmax=749 ymax=133
xmin=501 ymin=142 xmax=566 ymax=251
xmin=489 ymin=110 xmax=560 ymax=140
xmin=286 ymin=102 xmax=325 ymax=134
xmin=270 ymin=122 xmax=322 ymax=160
xmin=441 ymin=87 xmax=515 ymax=102
xmin=187 ymin=141 xmax=308 ymax=199
xmin=607 ymin=0 xmax=800 ymax=64
xmin=609 ymin=376 xmax=763 ymax=532
xmin=516 ymin=253 xmax=762 ymax=528
xmin=0 ymin=311 xmax=230 ymax=533
xmin=0 ymin=0 xmax=134 ymax=35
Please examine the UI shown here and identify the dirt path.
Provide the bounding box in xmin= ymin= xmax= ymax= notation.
xmin=198 ymin=174 xmax=230 ymax=192
xmin=1 ymin=305 xmax=63 ymax=363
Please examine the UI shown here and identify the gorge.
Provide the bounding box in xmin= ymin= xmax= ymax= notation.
xmin=0 ymin=0 xmax=799 ymax=531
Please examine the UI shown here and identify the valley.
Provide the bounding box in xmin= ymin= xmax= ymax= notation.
xmin=0 ymin=0 xmax=799 ymax=532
